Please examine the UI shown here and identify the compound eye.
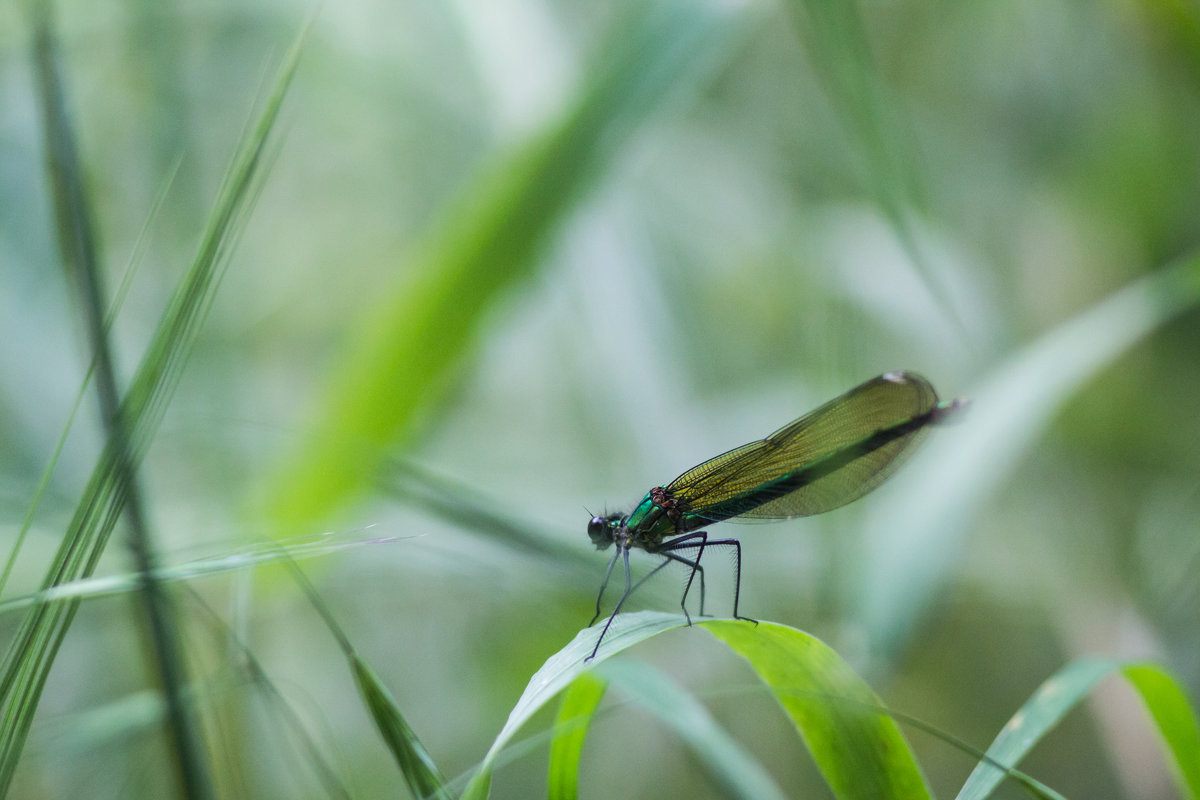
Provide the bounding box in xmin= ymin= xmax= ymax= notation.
xmin=587 ymin=516 xmax=605 ymax=538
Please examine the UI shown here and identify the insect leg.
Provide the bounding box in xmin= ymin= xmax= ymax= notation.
xmin=589 ymin=548 xmax=621 ymax=626
xmin=659 ymin=531 xmax=712 ymax=618
xmin=665 ymin=536 xmax=756 ymax=624
xmin=589 ymin=544 xmax=689 ymax=660
xmin=704 ymin=538 xmax=756 ymax=623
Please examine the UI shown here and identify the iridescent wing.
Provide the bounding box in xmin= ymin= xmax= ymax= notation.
xmin=666 ymin=372 xmax=944 ymax=529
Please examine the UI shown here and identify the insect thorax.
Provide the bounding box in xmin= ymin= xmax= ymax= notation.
xmin=623 ymin=487 xmax=683 ymax=549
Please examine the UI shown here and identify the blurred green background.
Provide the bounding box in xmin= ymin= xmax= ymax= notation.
xmin=2 ymin=0 xmax=1200 ymax=797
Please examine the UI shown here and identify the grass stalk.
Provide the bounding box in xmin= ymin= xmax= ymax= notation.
xmin=31 ymin=6 xmax=212 ymax=797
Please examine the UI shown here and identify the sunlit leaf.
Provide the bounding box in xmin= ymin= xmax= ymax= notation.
xmin=703 ymin=620 xmax=931 ymax=800
xmin=1120 ymin=664 xmax=1200 ymax=799
xmin=468 ymin=613 xmax=928 ymax=800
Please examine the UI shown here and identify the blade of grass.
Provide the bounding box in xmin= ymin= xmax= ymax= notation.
xmin=281 ymin=556 xmax=454 ymax=800
xmin=855 ymin=252 xmax=1200 ymax=659
xmin=0 ymin=15 xmax=308 ymax=794
xmin=0 ymin=148 xmax=178 ymax=601
xmin=33 ymin=4 xmax=210 ymax=795
xmin=596 ymin=659 xmax=789 ymax=800
xmin=466 ymin=612 xmax=933 ymax=800
xmin=547 ymin=672 xmax=608 ymax=800
xmin=1122 ymin=663 xmax=1200 ymax=798
xmin=462 ymin=611 xmax=688 ymax=800
xmin=956 ymin=659 xmax=1200 ymax=800
xmin=179 ymin=584 xmax=354 ymax=800
xmin=702 ymin=620 xmax=931 ymax=800
xmin=48 ymin=587 xmax=357 ymax=798
xmin=0 ymin=529 xmax=412 ymax=615
xmin=264 ymin=0 xmax=751 ymax=529
xmin=865 ymin=707 xmax=1064 ymax=800
xmin=350 ymin=655 xmax=455 ymax=800
xmin=382 ymin=459 xmax=594 ymax=574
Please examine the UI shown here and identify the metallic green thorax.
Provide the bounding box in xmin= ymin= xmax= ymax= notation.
xmin=623 ymin=493 xmax=675 ymax=545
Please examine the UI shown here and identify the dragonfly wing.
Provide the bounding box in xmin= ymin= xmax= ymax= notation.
xmin=667 ymin=372 xmax=940 ymax=525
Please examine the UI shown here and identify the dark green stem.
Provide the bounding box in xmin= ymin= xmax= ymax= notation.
xmin=32 ymin=6 xmax=213 ymax=799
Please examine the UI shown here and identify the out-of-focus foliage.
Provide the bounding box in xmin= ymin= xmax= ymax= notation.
xmin=1 ymin=0 xmax=1199 ymax=797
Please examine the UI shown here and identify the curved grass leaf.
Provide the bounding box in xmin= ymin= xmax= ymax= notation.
xmin=1123 ymin=664 xmax=1200 ymax=798
xmin=957 ymin=659 xmax=1200 ymax=800
xmin=856 ymin=253 xmax=1200 ymax=658
xmin=596 ymin=659 xmax=789 ymax=800
xmin=265 ymin=0 xmax=751 ymax=529
xmin=703 ymin=619 xmax=931 ymax=800
xmin=467 ymin=612 xmax=930 ymax=799
xmin=462 ymin=611 xmax=688 ymax=800
xmin=547 ymin=672 xmax=608 ymax=800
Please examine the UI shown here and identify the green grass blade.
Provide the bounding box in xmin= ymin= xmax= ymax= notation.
xmin=856 ymin=252 xmax=1200 ymax=658
xmin=955 ymin=659 xmax=1114 ymax=800
xmin=0 ymin=17 xmax=308 ymax=794
xmin=265 ymin=0 xmax=750 ymax=529
xmin=181 ymin=589 xmax=353 ymax=800
xmin=956 ymin=659 xmax=1200 ymax=800
xmin=462 ymin=611 xmax=688 ymax=799
xmin=280 ymin=555 xmax=454 ymax=799
xmin=0 ymin=530 xmax=410 ymax=615
xmin=785 ymin=0 xmax=922 ymax=213
xmin=0 ymin=157 xmax=176 ymax=598
xmin=382 ymin=460 xmax=594 ymax=573
xmin=470 ymin=613 xmax=930 ymax=799
xmin=1121 ymin=664 xmax=1200 ymax=799
xmin=701 ymin=620 xmax=931 ymax=800
xmin=596 ymin=659 xmax=789 ymax=800
xmin=350 ymin=654 xmax=455 ymax=800
xmin=33 ymin=5 xmax=211 ymax=794
xmin=547 ymin=672 xmax=608 ymax=800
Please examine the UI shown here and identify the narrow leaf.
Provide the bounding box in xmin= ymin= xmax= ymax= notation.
xmin=1121 ymin=664 xmax=1200 ymax=799
xmin=276 ymin=556 xmax=453 ymax=800
xmin=351 ymin=654 xmax=455 ymax=800
xmin=547 ymin=672 xmax=608 ymax=800
xmin=782 ymin=0 xmax=967 ymax=337
xmin=462 ymin=611 xmax=688 ymax=799
xmin=0 ymin=530 xmax=412 ymax=615
xmin=955 ymin=659 xmax=1115 ymax=800
xmin=957 ymin=659 xmax=1200 ymax=800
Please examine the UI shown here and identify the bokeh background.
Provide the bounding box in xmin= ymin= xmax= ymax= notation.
xmin=2 ymin=0 xmax=1199 ymax=797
